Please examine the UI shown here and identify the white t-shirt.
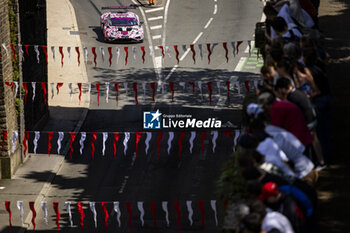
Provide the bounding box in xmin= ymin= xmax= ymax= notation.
xmin=265 ymin=125 xmax=314 ymax=178
xmin=262 ymin=209 xmax=295 ymax=233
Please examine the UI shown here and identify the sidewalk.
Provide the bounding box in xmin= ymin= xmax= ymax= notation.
xmin=0 ymin=0 xmax=89 ymax=231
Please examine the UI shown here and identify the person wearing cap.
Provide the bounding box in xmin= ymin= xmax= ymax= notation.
xmin=259 ymin=182 xmax=305 ymax=233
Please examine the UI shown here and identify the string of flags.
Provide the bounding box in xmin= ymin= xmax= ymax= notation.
xmin=3 ymin=80 xmax=260 ymax=105
xmin=3 ymin=200 xmax=225 ymax=231
xmin=0 ymin=41 xmax=252 ymax=67
xmin=1 ymin=130 xmax=241 ymax=159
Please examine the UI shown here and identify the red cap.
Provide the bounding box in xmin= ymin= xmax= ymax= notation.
xmin=259 ymin=182 xmax=279 ymax=201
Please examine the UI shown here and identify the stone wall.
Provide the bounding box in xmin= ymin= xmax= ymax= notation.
xmin=0 ymin=0 xmax=22 ymax=179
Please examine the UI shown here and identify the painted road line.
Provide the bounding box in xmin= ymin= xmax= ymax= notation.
xmin=213 ymin=4 xmax=217 ymax=14
xmin=152 ymin=35 xmax=162 ymax=40
xmin=204 ymin=18 xmax=213 ymax=29
xmin=148 ymin=16 xmax=163 ymax=21
xmin=150 ymin=25 xmax=162 ymax=30
xmin=162 ymin=0 xmax=171 ymax=47
xmin=145 ymin=7 xmax=164 ymax=13
xmin=244 ymin=41 xmax=255 ymax=53
xmin=154 ymin=56 xmax=162 ymax=69
xmin=179 ymin=32 xmax=203 ymax=61
xmin=234 ymin=57 xmax=247 ymax=71
xmin=193 ymin=31 xmax=203 ymax=44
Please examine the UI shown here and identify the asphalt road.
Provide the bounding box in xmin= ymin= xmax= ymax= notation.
xmin=29 ymin=0 xmax=263 ymax=232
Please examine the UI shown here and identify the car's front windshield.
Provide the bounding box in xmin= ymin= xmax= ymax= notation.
xmin=111 ymin=18 xmax=137 ymax=26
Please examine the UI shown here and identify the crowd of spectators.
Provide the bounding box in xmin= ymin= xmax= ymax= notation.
xmin=234 ymin=0 xmax=331 ymax=232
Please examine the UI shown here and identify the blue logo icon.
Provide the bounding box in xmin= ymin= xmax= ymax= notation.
xmin=143 ymin=110 xmax=162 ymax=129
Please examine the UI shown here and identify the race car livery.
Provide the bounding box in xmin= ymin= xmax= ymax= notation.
xmin=100 ymin=11 xmax=144 ymax=42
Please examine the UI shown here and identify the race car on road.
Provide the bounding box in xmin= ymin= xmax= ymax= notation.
xmin=100 ymin=7 xmax=144 ymax=43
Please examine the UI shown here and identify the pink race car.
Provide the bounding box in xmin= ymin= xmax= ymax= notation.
xmin=100 ymin=8 xmax=144 ymax=43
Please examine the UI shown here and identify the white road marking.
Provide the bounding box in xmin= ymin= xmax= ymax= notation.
xmin=0 ymin=187 xmax=5 ymax=190
xmin=162 ymin=0 xmax=171 ymax=47
xmin=154 ymin=56 xmax=162 ymax=69
xmin=148 ymin=16 xmax=163 ymax=21
xmin=213 ymin=4 xmax=217 ymax=14
xmin=204 ymin=18 xmax=213 ymax=29
xmin=150 ymin=25 xmax=162 ymax=30
xmin=145 ymin=7 xmax=164 ymax=13
xmin=193 ymin=31 xmax=203 ymax=44
xmin=152 ymin=35 xmax=162 ymax=40
xmin=179 ymin=32 xmax=203 ymax=61
xmin=234 ymin=57 xmax=246 ymax=71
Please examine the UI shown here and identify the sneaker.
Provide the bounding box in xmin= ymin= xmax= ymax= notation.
xmin=315 ymin=164 xmax=327 ymax=171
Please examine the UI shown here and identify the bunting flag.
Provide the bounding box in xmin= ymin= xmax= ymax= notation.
xmin=29 ymin=201 xmax=36 ymax=231
xmin=198 ymin=44 xmax=203 ymax=60
xmin=41 ymin=82 xmax=47 ymax=104
xmin=253 ymin=80 xmax=258 ymax=90
xmin=150 ymin=202 xmax=157 ymax=228
xmin=41 ymin=201 xmax=48 ymax=225
xmin=212 ymin=131 xmax=218 ymax=153
xmin=51 ymin=46 xmax=55 ymax=62
xmin=105 ymin=82 xmax=109 ymax=103
xmin=91 ymin=47 xmax=97 ymax=67
xmin=77 ymin=202 xmax=85 ymax=231
xmin=67 ymin=46 xmax=71 ymax=64
xmin=32 ymin=82 xmax=36 ymax=102
xmin=198 ymin=81 xmax=203 ymax=101
xmin=179 ymin=82 xmax=186 ymax=92
xmin=17 ymin=201 xmax=24 ymax=225
xmin=65 ymin=202 xmax=73 ymax=227
xmin=190 ymin=44 xmax=196 ymax=64
xmin=34 ymin=45 xmax=40 ymax=63
xmin=113 ymin=132 xmax=119 ymax=159
xmin=169 ymin=82 xmax=175 ymax=102
xmin=23 ymin=82 xmax=28 ymax=104
xmin=189 ymin=131 xmax=196 ymax=154
xmin=140 ymin=46 xmax=145 ymax=63
xmin=78 ymin=83 xmax=82 ymax=104
xmin=182 ymin=44 xmax=187 ymax=52
xmin=233 ymin=129 xmax=240 ymax=151
xmin=79 ymin=132 xmax=86 ymax=155
xmin=207 ymin=82 xmax=213 ymax=105
xmin=75 ymin=47 xmax=81 ymax=66
xmin=244 ymin=80 xmax=250 ymax=93
xmin=247 ymin=40 xmax=252 ymax=55
xmin=53 ymin=202 xmax=61 ymax=231
xmin=132 ymin=82 xmax=138 ymax=105
xmin=132 ymin=46 xmax=137 ymax=60
xmin=124 ymin=47 xmax=129 ymax=65
xmin=67 ymin=85 xmax=74 ymax=100
xmin=137 ymin=202 xmax=145 ymax=226
xmin=223 ymin=42 xmax=229 ymax=63
xmin=19 ymin=44 xmax=24 ymax=61
xmin=1 ymin=43 xmax=9 ymax=57
xmin=126 ymin=202 xmax=133 ymax=232
xmin=83 ymin=47 xmax=88 ymax=63
xmin=174 ymin=45 xmax=179 ymax=64
xmin=166 ymin=46 xmax=171 ymax=58
xmin=89 ymin=202 xmax=97 ymax=228
xmin=114 ymin=83 xmax=119 ymax=104
xmin=107 ymin=47 xmax=112 ymax=66
xmin=231 ymin=42 xmax=236 ymax=56
xmin=57 ymin=132 xmax=64 ymax=154
xmin=177 ymin=132 xmax=185 ymax=158
xmin=158 ymin=45 xmax=165 ymax=58
xmin=123 ymin=132 xmax=130 ymax=156
xmin=4 ymin=81 xmax=14 ymax=90
xmin=162 ymin=201 xmax=170 ymax=226
xmin=156 ymin=132 xmax=163 ymax=157
xmin=88 ymin=82 xmax=91 ymax=101
xmin=91 ymin=132 xmax=97 ymax=159
xmin=236 ymin=81 xmax=241 ymax=95
xmin=236 ymin=41 xmax=243 ymax=54
xmin=174 ymin=201 xmax=181 ymax=231
xmin=100 ymin=46 xmax=105 ymax=63
xmin=186 ymin=201 xmax=193 ymax=226
xmin=96 ymin=83 xmax=101 ymax=105
xmin=113 ymin=202 xmax=121 ymax=228
xmin=226 ymin=81 xmax=230 ymax=104
xmin=23 ymin=131 xmax=29 ymax=156
xmin=50 ymin=82 xmax=54 ymax=99
xmin=145 ymin=132 xmax=152 ymax=155
xmin=224 ymin=130 xmax=233 ymax=139
xmin=102 ymin=132 xmax=108 ymax=156
xmin=33 ymin=131 xmax=40 ymax=154
xmin=167 ymin=132 xmax=174 ymax=155
xmin=216 ymin=81 xmax=221 ymax=96
xmin=101 ymin=202 xmax=109 ymax=231
xmin=210 ymin=200 xmax=218 ymax=226
xmin=59 ymin=46 xmax=64 ymax=67
xmin=188 ymin=81 xmax=195 ymax=95
xmin=149 ymin=45 xmax=153 ymax=56
xmin=9 ymin=44 xmax=16 ymax=62
xmin=198 ymin=200 xmax=205 ymax=229
xmin=24 ymin=44 xmax=29 ymax=56
xmin=69 ymin=132 xmax=76 ymax=160
xmin=150 ymin=82 xmax=156 ymax=103
xmin=116 ymin=47 xmax=120 ymax=65
xmin=47 ymin=131 xmax=54 ymax=156
xmin=2 ymin=130 xmax=7 ymax=152
xmin=136 ymin=132 xmax=141 ymax=156
xmin=206 ymin=43 xmax=212 ymax=64
xmin=5 ymin=201 xmax=12 ymax=231
xmin=12 ymin=130 xmax=18 ymax=153
xmin=200 ymin=131 xmax=207 ymax=154
xmin=56 ymin=83 xmax=63 ymax=95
